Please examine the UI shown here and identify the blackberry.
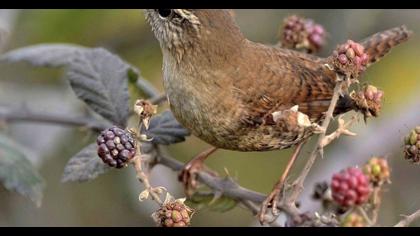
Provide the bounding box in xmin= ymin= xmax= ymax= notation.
xmin=351 ymin=85 xmax=384 ymax=119
xmin=331 ymin=167 xmax=371 ymax=207
xmin=341 ymin=213 xmax=365 ymax=227
xmin=281 ymin=15 xmax=326 ymax=53
xmin=96 ymin=126 xmax=136 ymax=168
xmin=403 ymin=126 xmax=420 ymax=164
xmin=363 ymin=157 xmax=390 ymax=185
xmin=330 ymin=40 xmax=369 ymax=78
xmin=152 ymin=199 xmax=193 ymax=227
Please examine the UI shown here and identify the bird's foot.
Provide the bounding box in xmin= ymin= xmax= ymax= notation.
xmin=258 ymin=185 xmax=284 ymax=225
xmin=178 ymin=147 xmax=218 ymax=197
xmin=179 ymin=159 xmax=203 ymax=197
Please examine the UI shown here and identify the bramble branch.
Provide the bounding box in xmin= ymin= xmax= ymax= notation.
xmin=394 ymin=209 xmax=420 ymax=227
xmin=0 ymin=105 xmax=110 ymax=131
xmin=288 ymin=77 xmax=345 ymax=203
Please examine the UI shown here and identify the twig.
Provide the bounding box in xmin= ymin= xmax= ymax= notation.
xmin=135 ymin=77 xmax=160 ymax=98
xmin=394 ymin=209 xmax=420 ymax=227
xmin=154 ymin=146 xmax=301 ymax=218
xmin=132 ymin=155 xmax=163 ymax=205
xmin=288 ymin=77 xmax=345 ymax=202
xmin=319 ymin=115 xmax=357 ymax=148
xmin=150 ymin=94 xmax=167 ymax=105
xmin=370 ymin=187 xmax=382 ymax=226
xmin=0 ymin=105 xmax=110 ymax=131
xmin=356 ymin=206 xmax=374 ymax=226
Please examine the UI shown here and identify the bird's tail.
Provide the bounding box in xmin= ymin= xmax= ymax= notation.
xmin=333 ymin=26 xmax=412 ymax=118
xmin=360 ymin=25 xmax=412 ymax=66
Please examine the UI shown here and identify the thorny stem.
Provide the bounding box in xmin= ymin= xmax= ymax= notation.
xmin=319 ymin=115 xmax=357 ymax=148
xmin=370 ymin=187 xmax=382 ymax=226
xmin=356 ymin=206 xmax=373 ymax=226
xmin=131 ymin=101 xmax=163 ymax=206
xmin=288 ymin=76 xmax=345 ymax=202
xmin=394 ymin=209 xmax=420 ymax=227
xmin=132 ymin=154 xmax=163 ymax=205
xmin=0 ymin=105 xmax=110 ymax=131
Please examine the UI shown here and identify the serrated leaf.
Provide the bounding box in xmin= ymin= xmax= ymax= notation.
xmin=186 ymin=192 xmax=238 ymax=213
xmin=0 ymin=44 xmax=87 ymax=67
xmin=144 ymin=110 xmax=190 ymax=145
xmin=0 ymin=134 xmax=45 ymax=207
xmin=65 ymin=48 xmax=130 ymax=127
xmin=61 ymin=143 xmax=110 ymax=183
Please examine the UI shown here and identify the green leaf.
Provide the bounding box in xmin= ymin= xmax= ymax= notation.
xmin=144 ymin=110 xmax=190 ymax=145
xmin=0 ymin=44 xmax=87 ymax=67
xmin=65 ymin=48 xmax=131 ymax=127
xmin=0 ymin=134 xmax=45 ymax=207
xmin=1 ymin=45 xmax=132 ymax=127
xmin=186 ymin=192 xmax=238 ymax=213
xmin=61 ymin=143 xmax=110 ymax=183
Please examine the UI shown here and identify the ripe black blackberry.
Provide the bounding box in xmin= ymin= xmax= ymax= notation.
xmin=97 ymin=126 xmax=136 ymax=168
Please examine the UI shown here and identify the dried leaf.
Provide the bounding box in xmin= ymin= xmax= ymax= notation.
xmin=0 ymin=134 xmax=45 ymax=207
xmin=139 ymin=189 xmax=150 ymax=202
xmin=61 ymin=143 xmax=110 ymax=183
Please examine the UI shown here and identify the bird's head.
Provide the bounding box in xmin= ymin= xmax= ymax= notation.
xmin=144 ymin=9 xmax=244 ymax=62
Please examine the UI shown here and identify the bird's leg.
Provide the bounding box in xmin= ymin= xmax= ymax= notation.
xmin=258 ymin=142 xmax=304 ymax=224
xmin=179 ymin=147 xmax=218 ymax=197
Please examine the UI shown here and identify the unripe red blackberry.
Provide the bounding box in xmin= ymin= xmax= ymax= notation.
xmin=96 ymin=126 xmax=136 ymax=168
xmin=331 ymin=167 xmax=371 ymax=207
xmin=152 ymin=199 xmax=193 ymax=227
xmin=351 ymin=85 xmax=384 ymax=119
xmin=281 ymin=15 xmax=326 ymax=53
xmin=330 ymin=40 xmax=369 ymax=78
xmin=403 ymin=126 xmax=420 ymax=164
xmin=363 ymin=157 xmax=390 ymax=185
xmin=341 ymin=213 xmax=365 ymax=227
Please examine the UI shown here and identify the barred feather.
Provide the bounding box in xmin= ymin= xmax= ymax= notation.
xmin=360 ymin=25 xmax=412 ymax=66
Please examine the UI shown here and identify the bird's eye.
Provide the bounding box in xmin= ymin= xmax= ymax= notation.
xmin=157 ymin=9 xmax=173 ymax=19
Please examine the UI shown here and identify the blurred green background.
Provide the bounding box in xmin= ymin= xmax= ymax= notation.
xmin=0 ymin=9 xmax=419 ymax=226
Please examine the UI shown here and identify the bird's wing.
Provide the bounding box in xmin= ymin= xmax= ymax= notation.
xmin=232 ymin=46 xmax=341 ymax=126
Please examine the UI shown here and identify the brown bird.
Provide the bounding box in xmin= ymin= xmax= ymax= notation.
xmin=145 ymin=9 xmax=411 ymax=221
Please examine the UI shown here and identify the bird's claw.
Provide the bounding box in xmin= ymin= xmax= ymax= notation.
xmin=178 ymin=160 xmax=218 ymax=197
xmin=258 ymin=188 xmax=282 ymax=225
xmin=179 ymin=161 xmax=202 ymax=197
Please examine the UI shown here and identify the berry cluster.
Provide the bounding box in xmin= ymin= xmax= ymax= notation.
xmin=97 ymin=127 xmax=136 ymax=168
xmin=363 ymin=157 xmax=390 ymax=185
xmin=281 ymin=15 xmax=326 ymax=53
xmin=331 ymin=167 xmax=371 ymax=207
xmin=351 ymin=84 xmax=384 ymax=119
xmin=331 ymin=40 xmax=369 ymax=78
xmin=341 ymin=213 xmax=365 ymax=227
xmin=404 ymin=126 xmax=420 ymax=164
xmin=153 ymin=199 xmax=193 ymax=227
